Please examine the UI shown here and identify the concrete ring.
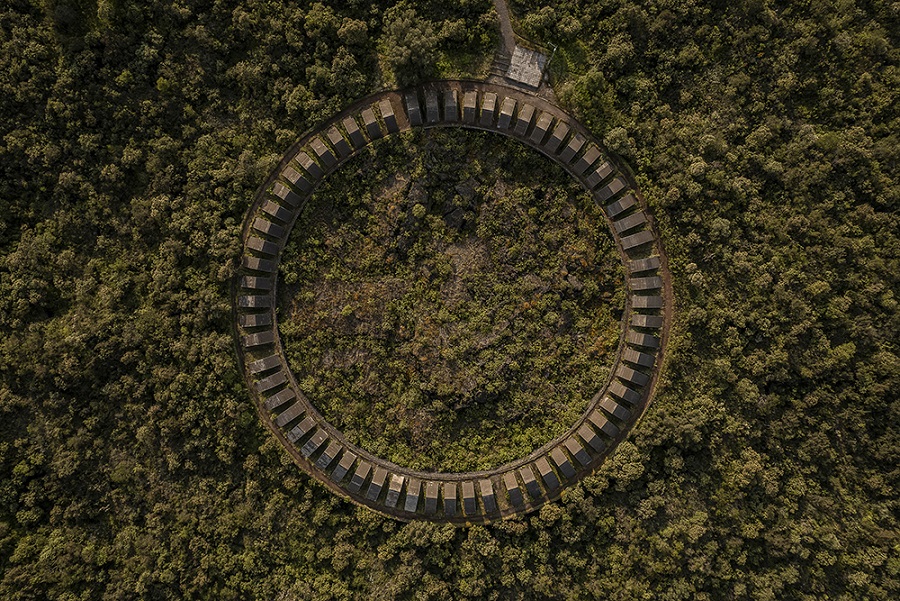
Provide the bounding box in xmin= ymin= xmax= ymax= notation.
xmin=235 ymin=80 xmax=671 ymax=524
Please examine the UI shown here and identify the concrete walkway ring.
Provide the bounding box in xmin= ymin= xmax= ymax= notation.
xmin=234 ymin=80 xmax=671 ymax=524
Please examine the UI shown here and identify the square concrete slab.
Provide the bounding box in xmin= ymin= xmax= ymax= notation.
xmin=506 ymin=45 xmax=547 ymax=88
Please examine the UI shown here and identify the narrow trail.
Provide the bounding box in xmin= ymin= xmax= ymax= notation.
xmin=492 ymin=0 xmax=516 ymax=56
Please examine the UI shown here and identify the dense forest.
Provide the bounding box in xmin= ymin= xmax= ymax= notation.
xmin=0 ymin=0 xmax=897 ymax=599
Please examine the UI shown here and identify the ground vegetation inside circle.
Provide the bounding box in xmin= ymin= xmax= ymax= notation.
xmin=277 ymin=129 xmax=624 ymax=471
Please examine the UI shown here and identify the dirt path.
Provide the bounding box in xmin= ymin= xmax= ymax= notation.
xmin=493 ymin=0 xmax=516 ymax=56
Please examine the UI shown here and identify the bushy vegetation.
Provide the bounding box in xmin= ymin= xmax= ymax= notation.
xmin=0 ymin=0 xmax=897 ymax=599
xmin=278 ymin=128 xmax=623 ymax=472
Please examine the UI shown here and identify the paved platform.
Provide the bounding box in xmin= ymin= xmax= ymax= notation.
xmin=506 ymin=46 xmax=547 ymax=88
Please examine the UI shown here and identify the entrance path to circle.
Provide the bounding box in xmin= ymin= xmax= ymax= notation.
xmin=493 ymin=0 xmax=516 ymax=57
xmin=234 ymin=80 xmax=673 ymax=524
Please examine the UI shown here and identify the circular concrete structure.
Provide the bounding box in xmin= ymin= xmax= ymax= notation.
xmin=234 ymin=81 xmax=671 ymax=524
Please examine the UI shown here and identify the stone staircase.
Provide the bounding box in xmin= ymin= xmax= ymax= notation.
xmin=489 ymin=51 xmax=512 ymax=80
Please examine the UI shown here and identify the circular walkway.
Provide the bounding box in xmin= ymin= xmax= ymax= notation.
xmin=235 ymin=80 xmax=671 ymax=523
